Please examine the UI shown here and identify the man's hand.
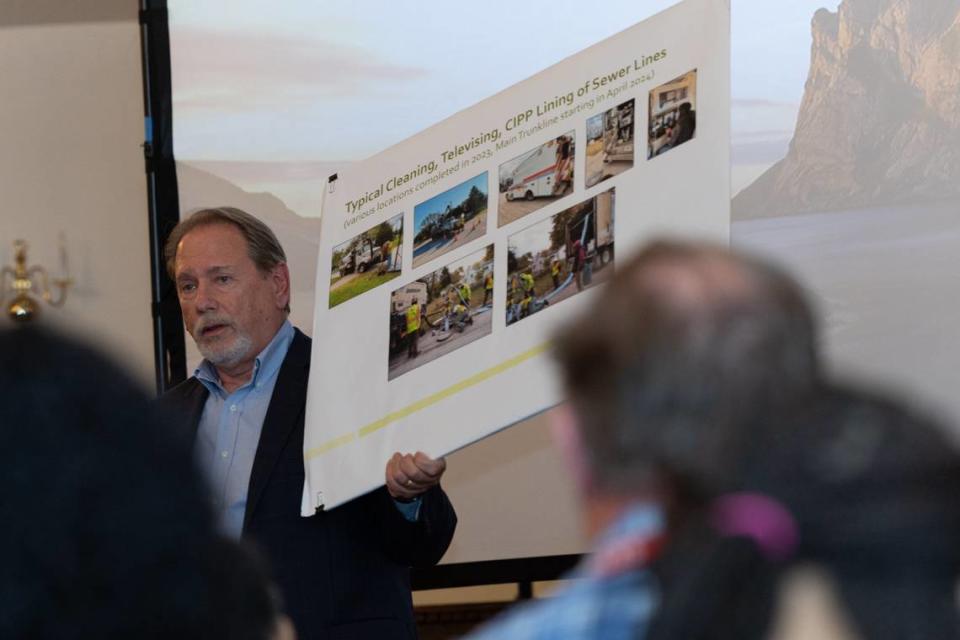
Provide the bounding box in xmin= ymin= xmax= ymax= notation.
xmin=385 ymin=451 xmax=446 ymax=501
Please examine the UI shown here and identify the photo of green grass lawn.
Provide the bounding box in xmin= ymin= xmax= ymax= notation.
xmin=330 ymin=269 xmax=400 ymax=307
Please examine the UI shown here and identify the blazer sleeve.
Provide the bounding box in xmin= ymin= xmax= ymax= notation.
xmin=371 ymin=484 xmax=458 ymax=568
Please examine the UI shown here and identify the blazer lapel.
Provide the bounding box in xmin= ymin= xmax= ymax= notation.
xmin=243 ymin=328 xmax=312 ymax=532
xmin=183 ymin=381 xmax=209 ymax=443
xmin=160 ymin=378 xmax=209 ymax=448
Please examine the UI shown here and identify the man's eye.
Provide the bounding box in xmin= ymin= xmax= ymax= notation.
xmin=217 ymin=275 xmax=232 ymax=284
xmin=180 ymin=282 xmax=196 ymax=293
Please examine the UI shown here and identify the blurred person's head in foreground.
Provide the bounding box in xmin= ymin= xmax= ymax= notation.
xmin=552 ymin=238 xmax=820 ymax=533
xmin=465 ymin=239 xmax=823 ymax=640
xmin=552 ymin=240 xmax=960 ymax=639
xmin=0 ymin=327 xmax=294 ymax=640
xmin=644 ymin=383 xmax=960 ymax=640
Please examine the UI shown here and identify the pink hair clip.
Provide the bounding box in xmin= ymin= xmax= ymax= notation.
xmin=710 ymin=493 xmax=799 ymax=562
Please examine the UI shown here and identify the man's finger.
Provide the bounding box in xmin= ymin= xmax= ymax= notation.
xmin=389 ymin=475 xmax=426 ymax=497
xmin=385 ymin=454 xmax=414 ymax=496
xmin=413 ymin=452 xmax=447 ymax=477
xmin=399 ymin=455 xmax=434 ymax=485
xmin=390 ymin=462 xmax=414 ymax=487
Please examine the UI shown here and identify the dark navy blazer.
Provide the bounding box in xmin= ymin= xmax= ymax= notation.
xmin=158 ymin=328 xmax=457 ymax=640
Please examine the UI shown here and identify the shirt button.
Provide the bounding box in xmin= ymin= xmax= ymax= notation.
xmin=221 ymin=451 xmax=229 ymax=458
xmin=230 ymin=404 xmax=237 ymax=412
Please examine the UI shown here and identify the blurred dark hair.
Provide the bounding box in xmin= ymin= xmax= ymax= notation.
xmin=0 ymin=327 xmax=283 ymax=639
xmin=204 ymin=538 xmax=289 ymax=640
xmin=553 ymin=239 xmax=819 ymax=500
xmin=645 ymin=384 xmax=960 ymax=640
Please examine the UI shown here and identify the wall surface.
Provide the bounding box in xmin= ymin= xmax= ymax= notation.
xmin=0 ymin=9 xmax=154 ymax=387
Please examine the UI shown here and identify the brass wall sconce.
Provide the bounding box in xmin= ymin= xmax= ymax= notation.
xmin=1 ymin=239 xmax=73 ymax=321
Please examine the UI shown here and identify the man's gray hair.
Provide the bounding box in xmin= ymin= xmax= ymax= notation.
xmin=164 ymin=206 xmax=290 ymax=312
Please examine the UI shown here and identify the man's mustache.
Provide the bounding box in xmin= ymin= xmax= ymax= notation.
xmin=194 ymin=315 xmax=234 ymax=337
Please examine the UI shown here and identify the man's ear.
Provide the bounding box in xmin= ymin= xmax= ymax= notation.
xmin=549 ymin=402 xmax=592 ymax=496
xmin=270 ymin=262 xmax=291 ymax=310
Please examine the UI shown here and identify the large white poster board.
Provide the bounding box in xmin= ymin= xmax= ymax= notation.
xmin=304 ymin=0 xmax=730 ymax=512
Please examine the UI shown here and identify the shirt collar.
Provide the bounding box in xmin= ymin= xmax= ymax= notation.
xmin=594 ymin=502 xmax=665 ymax=550
xmin=195 ymin=319 xmax=295 ymax=396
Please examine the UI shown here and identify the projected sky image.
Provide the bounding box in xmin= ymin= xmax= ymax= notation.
xmin=169 ymin=0 xmax=831 ymax=215
xmin=168 ymin=0 xmax=960 ymax=427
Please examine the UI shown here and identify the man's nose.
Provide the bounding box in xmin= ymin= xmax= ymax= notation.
xmin=194 ymin=281 xmax=218 ymax=312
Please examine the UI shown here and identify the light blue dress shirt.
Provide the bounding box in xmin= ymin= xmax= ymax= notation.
xmin=193 ymin=320 xmax=295 ymax=538
xmin=193 ymin=320 xmax=419 ymax=538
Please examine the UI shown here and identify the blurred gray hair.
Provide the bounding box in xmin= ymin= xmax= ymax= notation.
xmin=553 ymin=239 xmax=820 ymax=498
xmin=164 ymin=206 xmax=290 ymax=313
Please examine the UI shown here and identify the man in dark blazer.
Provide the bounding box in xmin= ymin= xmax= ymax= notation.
xmin=158 ymin=207 xmax=457 ymax=640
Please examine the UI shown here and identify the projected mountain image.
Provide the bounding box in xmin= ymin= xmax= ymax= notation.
xmin=728 ymin=0 xmax=960 ymax=425
xmin=733 ymin=0 xmax=960 ymax=219
xmin=177 ymin=162 xmax=322 ymax=284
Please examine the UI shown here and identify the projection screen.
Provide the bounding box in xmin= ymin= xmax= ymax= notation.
xmin=168 ymin=0 xmax=960 ymax=564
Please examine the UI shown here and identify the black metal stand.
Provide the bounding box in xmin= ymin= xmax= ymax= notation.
xmin=139 ymin=0 xmax=186 ymax=395
xmin=412 ymin=554 xmax=581 ymax=593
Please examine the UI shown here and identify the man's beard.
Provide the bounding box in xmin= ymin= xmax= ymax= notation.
xmin=193 ymin=315 xmax=254 ymax=368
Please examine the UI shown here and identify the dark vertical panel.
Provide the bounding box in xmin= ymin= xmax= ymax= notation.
xmin=139 ymin=0 xmax=185 ymax=394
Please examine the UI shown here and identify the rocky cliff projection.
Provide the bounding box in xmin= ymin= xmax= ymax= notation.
xmin=734 ymin=0 xmax=960 ymax=218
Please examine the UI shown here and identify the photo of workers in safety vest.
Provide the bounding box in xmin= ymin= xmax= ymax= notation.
xmin=388 ymin=245 xmax=495 ymax=381
xmin=506 ymin=188 xmax=616 ymax=326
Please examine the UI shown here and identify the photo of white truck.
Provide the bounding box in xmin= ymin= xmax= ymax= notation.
xmin=503 ymin=134 xmax=573 ymax=201
xmin=505 ymin=144 xmax=559 ymax=201
xmin=498 ymin=132 xmax=576 ymax=227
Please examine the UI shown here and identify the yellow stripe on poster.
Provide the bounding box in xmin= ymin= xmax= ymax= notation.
xmin=304 ymin=341 xmax=551 ymax=461
xmin=304 ymin=431 xmax=356 ymax=460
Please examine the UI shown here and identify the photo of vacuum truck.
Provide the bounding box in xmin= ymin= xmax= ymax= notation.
xmin=328 ymin=212 xmax=404 ymax=309
xmin=412 ymin=172 xmax=489 ymax=269
xmin=339 ymin=243 xmax=381 ymax=275
xmin=566 ymin=188 xmax=615 ymax=268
